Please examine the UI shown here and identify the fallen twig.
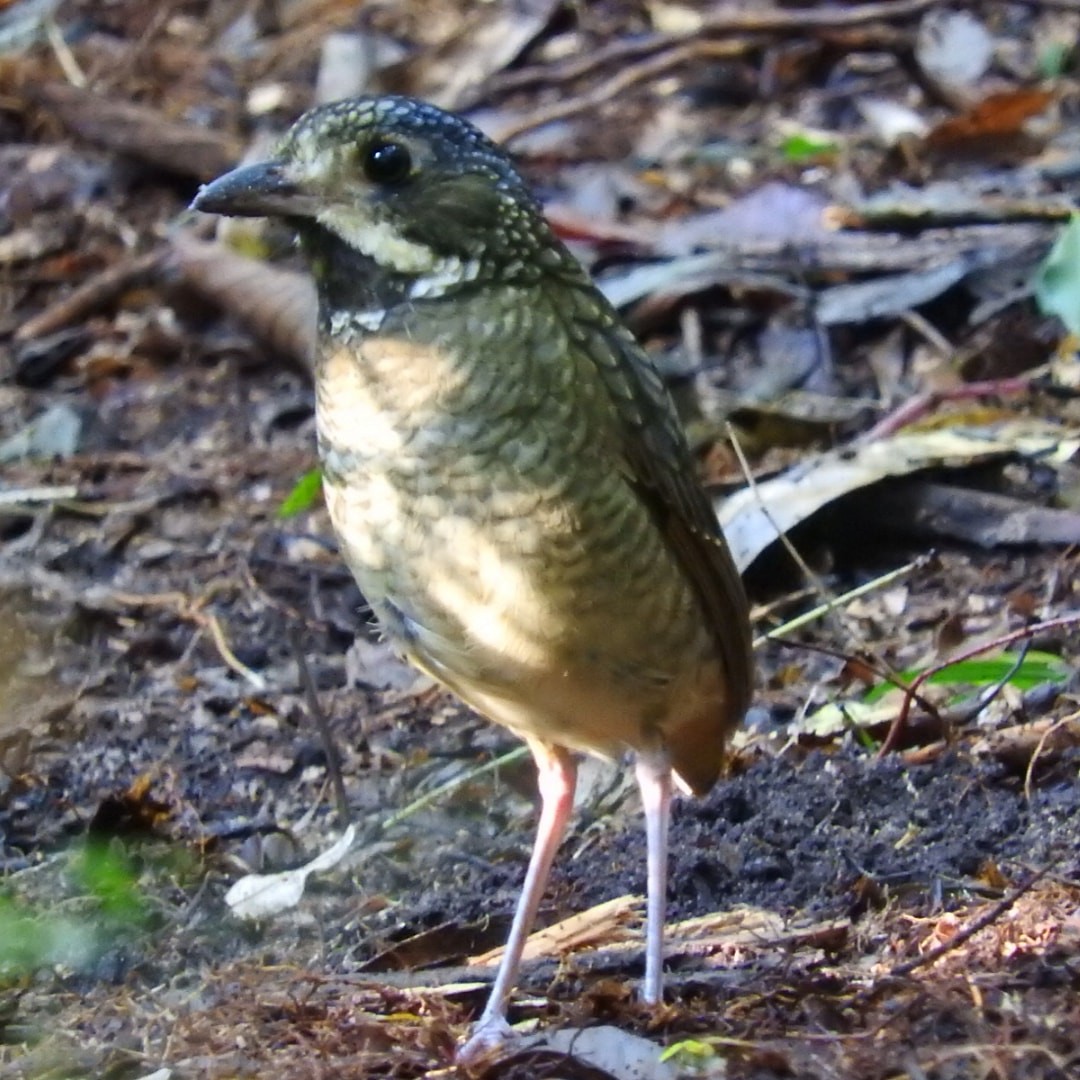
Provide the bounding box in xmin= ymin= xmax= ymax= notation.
xmin=490 ymin=0 xmax=939 ymax=99
xmin=754 ymin=558 xmax=925 ymax=648
xmin=886 ymin=865 xmax=1050 ymax=978
xmin=290 ymin=625 xmax=351 ymax=825
xmin=859 ymin=375 xmax=1038 ymax=442
xmin=1023 ymin=710 xmax=1080 ymax=802
xmin=15 ymin=249 xmax=166 ymax=342
xmin=495 ymin=39 xmax=753 ymax=145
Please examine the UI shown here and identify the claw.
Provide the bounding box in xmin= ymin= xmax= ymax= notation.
xmin=455 ymin=1015 xmax=514 ymax=1066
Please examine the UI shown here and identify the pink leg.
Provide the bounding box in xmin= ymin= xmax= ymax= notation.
xmin=457 ymin=740 xmax=577 ymax=1064
xmin=635 ymin=749 xmax=672 ymax=1004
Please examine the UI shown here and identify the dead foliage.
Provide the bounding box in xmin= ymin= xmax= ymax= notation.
xmin=2 ymin=1 xmax=1079 ymax=1077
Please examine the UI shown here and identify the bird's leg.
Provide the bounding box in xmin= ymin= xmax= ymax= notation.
xmin=634 ymin=748 xmax=673 ymax=1004
xmin=457 ymin=740 xmax=578 ymax=1063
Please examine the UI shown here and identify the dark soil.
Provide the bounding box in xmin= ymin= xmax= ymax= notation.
xmin=3 ymin=2 xmax=1080 ymax=1078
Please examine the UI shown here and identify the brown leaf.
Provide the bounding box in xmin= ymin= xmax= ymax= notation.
xmin=924 ymin=89 xmax=1055 ymax=159
xmin=839 ymin=655 xmax=879 ymax=689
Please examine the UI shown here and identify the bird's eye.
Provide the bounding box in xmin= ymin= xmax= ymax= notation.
xmin=362 ymin=139 xmax=413 ymax=185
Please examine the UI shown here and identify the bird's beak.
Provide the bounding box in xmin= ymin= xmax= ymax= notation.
xmin=191 ymin=160 xmax=316 ymax=218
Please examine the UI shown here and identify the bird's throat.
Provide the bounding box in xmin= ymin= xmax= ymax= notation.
xmin=302 ymin=225 xmax=414 ymax=327
xmin=302 ymin=223 xmax=486 ymax=340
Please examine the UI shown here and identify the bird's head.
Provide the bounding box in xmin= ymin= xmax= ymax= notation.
xmin=192 ymin=95 xmax=558 ymax=297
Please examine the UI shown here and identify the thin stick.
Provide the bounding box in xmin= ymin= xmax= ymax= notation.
xmin=1023 ymin=711 xmax=1079 ymax=802
xmin=726 ymin=423 xmax=828 ymax=595
xmin=381 ymin=746 xmax=530 ymax=832
xmin=15 ymin=249 xmax=165 ymax=342
xmin=886 ymin=866 xmax=1050 ymax=978
xmin=859 ymin=375 xmax=1035 ymax=442
xmin=289 ymin=626 xmax=351 ymax=824
xmin=727 ymin=421 xmax=863 ymax=648
xmin=496 ymin=39 xmax=750 ymax=144
xmin=45 ymin=16 xmax=86 ymax=88
xmin=204 ymin=612 xmax=266 ymax=691
xmin=754 ymin=558 xmax=923 ymax=648
xmin=492 ymin=0 xmax=939 ymax=97
xmin=946 ymin=641 xmax=1030 ymax=728
xmin=0 ymin=485 xmax=78 ymax=506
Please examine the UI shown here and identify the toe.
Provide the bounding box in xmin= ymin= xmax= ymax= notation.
xmin=455 ymin=1016 xmax=514 ymax=1066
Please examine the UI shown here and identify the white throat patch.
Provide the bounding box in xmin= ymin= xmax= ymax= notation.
xmin=315 ymin=208 xmax=482 ymax=302
xmin=409 ymin=257 xmax=481 ymax=299
xmin=316 ymin=211 xmax=438 ymax=274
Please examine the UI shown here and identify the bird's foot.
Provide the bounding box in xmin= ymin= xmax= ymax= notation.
xmin=455 ymin=1015 xmax=514 ymax=1067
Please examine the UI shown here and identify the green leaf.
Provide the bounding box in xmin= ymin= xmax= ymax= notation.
xmin=801 ymin=650 xmax=1069 ymax=739
xmin=863 ymin=650 xmax=1070 ymax=704
xmin=279 ymin=468 xmax=323 ymax=518
xmin=779 ymin=132 xmax=839 ymax=161
xmin=1038 ymin=41 xmax=1071 ymax=80
xmin=1035 ymin=214 xmax=1080 ymax=335
xmin=0 ymin=896 xmax=48 ymax=970
xmin=72 ymin=843 xmax=145 ymax=923
xmin=660 ymin=1038 xmax=717 ymax=1064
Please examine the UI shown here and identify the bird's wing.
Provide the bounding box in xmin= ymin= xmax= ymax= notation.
xmin=564 ymin=286 xmax=755 ymax=751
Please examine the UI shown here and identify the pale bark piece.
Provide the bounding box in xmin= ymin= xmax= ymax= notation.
xmin=169 ymin=233 xmax=317 ymax=369
xmin=39 ymin=83 xmax=242 ymax=182
xmin=720 ymin=421 xmax=1080 ymax=570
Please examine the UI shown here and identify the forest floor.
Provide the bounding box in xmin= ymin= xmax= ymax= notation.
xmin=2 ymin=1 xmax=1079 ymax=1077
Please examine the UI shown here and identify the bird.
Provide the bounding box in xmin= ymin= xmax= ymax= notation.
xmin=192 ymin=94 xmax=753 ymax=1062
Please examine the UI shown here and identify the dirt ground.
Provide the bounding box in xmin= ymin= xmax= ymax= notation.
xmin=2 ymin=267 xmax=1077 ymax=1079
xmin=3 ymin=1 xmax=1080 ymax=1078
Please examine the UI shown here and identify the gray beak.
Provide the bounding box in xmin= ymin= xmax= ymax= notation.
xmin=191 ymin=160 xmax=310 ymax=217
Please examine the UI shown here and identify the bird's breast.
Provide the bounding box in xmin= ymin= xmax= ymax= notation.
xmin=313 ymin=304 xmax=719 ymax=760
xmin=317 ymin=335 xmax=473 ymax=458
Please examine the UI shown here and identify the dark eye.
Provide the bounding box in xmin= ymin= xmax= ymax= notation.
xmin=362 ymin=139 xmax=412 ymax=185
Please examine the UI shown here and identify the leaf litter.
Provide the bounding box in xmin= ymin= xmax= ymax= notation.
xmin=1 ymin=1 xmax=1080 ymax=1077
